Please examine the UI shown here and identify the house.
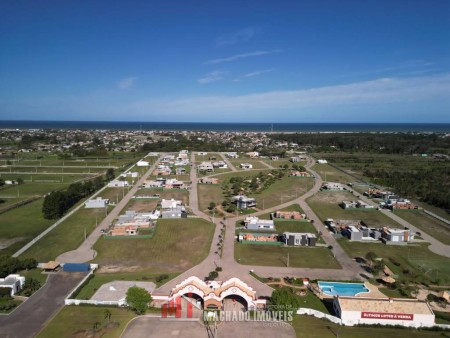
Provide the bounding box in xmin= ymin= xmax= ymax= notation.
xmin=333 ymin=296 xmax=435 ymax=328
xmin=321 ymin=182 xmax=345 ymax=191
xmin=142 ymin=180 xmax=164 ymax=188
xmin=162 ymin=155 xmax=175 ymax=162
xmin=290 ymin=156 xmax=303 ymax=163
xmin=146 ymin=152 xmax=159 ymax=157
xmin=290 ymin=170 xmax=310 ymax=177
xmin=271 ymin=156 xmax=279 ymax=161
xmin=137 ymin=160 xmax=149 ymax=167
xmin=199 ymin=177 xmax=219 ymax=184
xmin=232 ymin=195 xmax=256 ymax=209
xmin=177 ymin=153 xmax=189 ymax=160
xmin=240 ymin=163 xmax=253 ymax=169
xmin=381 ymin=227 xmax=414 ymax=243
xmin=175 ymin=167 xmax=186 ymax=175
xmin=198 ymin=152 xmax=208 ymax=156
xmin=244 ymin=216 xmax=275 ymax=231
xmin=341 ymin=225 xmax=364 ymax=241
xmin=85 ymin=197 xmax=109 ymax=208
xmin=317 ymin=159 xmax=328 ymax=164
xmin=198 ymin=161 xmax=214 ymax=172
xmin=161 ymin=198 xmax=183 ymax=210
xmin=107 ymin=180 xmax=130 ymax=187
xmin=226 ymin=152 xmax=239 ymax=159
xmin=246 ymin=152 xmax=259 ymax=158
xmin=0 ymin=274 xmax=25 ymax=296
xmin=110 ymin=226 xmax=139 ymax=236
xmin=120 ymin=171 xmax=138 ymax=178
xmin=283 ymin=232 xmax=316 ymax=246
xmin=174 ymin=159 xmax=189 ymax=166
xmin=212 ymin=161 xmax=228 ymax=169
xmin=273 ymin=211 xmax=307 ymax=220
xmin=238 ymin=232 xmax=279 ymax=243
xmin=160 ymin=199 xmax=187 ymax=218
xmin=164 ymin=178 xmax=185 ymax=189
xmin=390 ymin=200 xmax=418 ymax=210
xmin=340 ymin=200 xmax=374 ymax=209
xmin=152 ymin=165 xmax=171 ymax=176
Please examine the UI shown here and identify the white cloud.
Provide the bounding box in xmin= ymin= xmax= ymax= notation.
xmin=197 ymin=71 xmax=227 ymax=84
xmin=215 ymin=27 xmax=258 ymax=47
xmin=205 ymin=49 xmax=282 ymax=65
xmin=132 ymin=73 xmax=450 ymax=117
xmin=117 ymin=77 xmax=137 ymax=90
xmin=243 ymin=69 xmax=273 ymax=78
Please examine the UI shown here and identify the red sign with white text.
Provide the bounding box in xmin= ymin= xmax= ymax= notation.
xmin=361 ymin=312 xmax=414 ymax=320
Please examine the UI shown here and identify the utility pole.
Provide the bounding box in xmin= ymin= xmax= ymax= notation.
xmin=287 ymin=252 xmax=289 ymax=267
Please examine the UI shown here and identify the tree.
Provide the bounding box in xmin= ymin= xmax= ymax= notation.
xmin=105 ymin=168 xmax=115 ymax=181
xmin=208 ymin=202 xmax=216 ymax=210
xmin=365 ymin=252 xmax=377 ymax=267
xmin=42 ymin=191 xmax=66 ymax=219
xmin=104 ymin=309 xmax=112 ymax=323
xmin=126 ymin=286 xmax=152 ymax=315
xmin=0 ymin=179 xmax=4 ymax=187
xmin=270 ymin=287 xmax=301 ymax=310
xmin=16 ymin=178 xmax=24 ymax=185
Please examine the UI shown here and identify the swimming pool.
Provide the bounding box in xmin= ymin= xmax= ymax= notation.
xmin=318 ymin=281 xmax=369 ymax=296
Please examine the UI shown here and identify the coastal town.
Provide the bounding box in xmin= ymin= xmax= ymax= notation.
xmin=0 ymin=128 xmax=449 ymax=337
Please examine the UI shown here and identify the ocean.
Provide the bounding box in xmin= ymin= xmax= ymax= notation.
xmin=0 ymin=121 xmax=449 ymax=132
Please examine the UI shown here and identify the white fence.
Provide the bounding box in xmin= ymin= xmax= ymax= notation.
xmin=297 ymin=308 xmax=342 ymax=325
xmin=65 ymin=298 xmax=126 ymax=306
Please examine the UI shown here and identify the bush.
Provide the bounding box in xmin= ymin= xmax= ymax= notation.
xmin=155 ymin=274 xmax=169 ymax=283
xmin=215 ymin=267 xmax=222 ymax=272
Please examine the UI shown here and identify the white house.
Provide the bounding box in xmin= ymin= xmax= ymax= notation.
xmin=0 ymin=274 xmax=25 ymax=296
xmin=318 ymin=159 xmax=328 ymax=164
xmin=240 ymin=163 xmax=253 ymax=169
xmin=198 ymin=161 xmax=214 ymax=172
xmin=137 ymin=160 xmax=149 ymax=167
xmin=120 ymin=171 xmax=138 ymax=178
xmin=322 ymin=182 xmax=345 ymax=191
xmin=334 ymin=296 xmax=435 ymax=328
xmin=198 ymin=152 xmax=208 ymax=156
xmin=107 ymin=180 xmax=130 ymax=187
xmin=244 ymin=217 xmax=275 ymax=231
xmin=85 ymin=197 xmax=109 ymax=208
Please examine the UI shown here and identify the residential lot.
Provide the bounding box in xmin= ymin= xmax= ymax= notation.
xmin=93 ymin=218 xmax=215 ymax=273
xmin=312 ymin=163 xmax=355 ymax=183
xmin=198 ymin=183 xmax=223 ymax=211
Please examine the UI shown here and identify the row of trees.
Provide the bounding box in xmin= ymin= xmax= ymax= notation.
xmin=0 ymin=256 xmax=38 ymax=278
xmin=42 ymin=174 xmax=109 ymax=220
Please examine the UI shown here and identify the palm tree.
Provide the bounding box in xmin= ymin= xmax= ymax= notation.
xmin=104 ymin=309 xmax=112 ymax=323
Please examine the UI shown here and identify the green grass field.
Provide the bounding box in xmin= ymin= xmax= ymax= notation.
xmin=229 ymin=158 xmax=269 ymax=170
xmin=307 ymin=192 xmax=403 ymax=228
xmin=20 ymin=206 xmax=110 ymax=261
xmin=235 ymin=243 xmax=340 ymax=269
xmin=312 ymin=163 xmax=356 ymax=183
xmin=394 ymin=210 xmax=450 ymax=245
xmin=198 ymin=183 xmax=223 ymax=211
xmin=0 ymin=199 xmax=53 ymax=256
xmin=258 ymin=204 xmax=305 ymax=220
xmin=93 ymin=218 xmax=215 ymax=273
xmin=37 ymin=306 xmax=135 ymax=338
xmin=338 ymin=238 xmax=450 ymax=284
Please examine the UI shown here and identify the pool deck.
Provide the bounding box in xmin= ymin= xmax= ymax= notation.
xmin=315 ymin=282 xmax=385 ymax=299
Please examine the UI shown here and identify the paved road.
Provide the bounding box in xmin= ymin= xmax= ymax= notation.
xmin=259 ymin=160 xmax=274 ymax=169
xmin=0 ymin=272 xmax=87 ymax=338
xmin=219 ymin=152 xmax=237 ymax=172
xmin=156 ymin=156 xmax=366 ymax=298
xmin=56 ymin=157 xmax=163 ymax=263
xmin=345 ymin=186 xmax=450 ymax=258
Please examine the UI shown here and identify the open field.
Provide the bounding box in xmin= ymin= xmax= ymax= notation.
xmin=37 ymin=306 xmax=135 ymax=338
xmin=259 ymin=204 xmax=305 ymax=220
xmin=123 ymin=199 xmax=158 ymax=213
xmin=235 ymin=243 xmax=340 ymax=269
xmin=93 ymin=218 xmax=215 ymax=273
xmin=307 ymin=192 xmax=403 ymax=227
xmin=0 ymin=181 xmax=85 ymax=197
xmin=312 ymin=163 xmax=356 ymax=183
xmin=198 ymin=183 xmax=223 ymax=211
xmin=0 ymin=199 xmax=53 ymax=255
xmin=20 ymin=206 xmax=112 ymax=261
xmin=394 ymin=210 xmax=450 ymax=245
xmin=291 ymin=315 xmax=445 ymax=338
xmin=338 ymin=239 xmax=450 ymax=284
xmin=75 ymin=271 xmax=178 ymax=300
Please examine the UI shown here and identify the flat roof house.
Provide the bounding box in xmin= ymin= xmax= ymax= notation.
xmin=232 ymin=195 xmax=256 ymax=209
xmin=381 ymin=227 xmax=414 ymax=243
xmin=198 ymin=161 xmax=214 ymax=172
xmin=240 ymin=163 xmax=253 ymax=169
xmin=0 ymin=274 xmax=25 ymax=296
xmin=244 ymin=216 xmax=275 ymax=231
xmin=322 ymin=182 xmax=345 ymax=191
xmin=107 ymin=180 xmax=130 ymax=187
xmin=137 ymin=160 xmax=149 ymax=166
xmin=85 ymin=197 xmax=109 ymax=208
xmin=283 ymin=232 xmax=316 ymax=246
xmin=334 ymin=296 xmax=435 ymax=328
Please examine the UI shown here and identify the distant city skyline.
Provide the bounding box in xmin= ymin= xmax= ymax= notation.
xmin=1 ymin=1 xmax=449 ymax=122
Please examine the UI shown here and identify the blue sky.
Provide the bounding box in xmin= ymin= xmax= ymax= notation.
xmin=1 ymin=0 xmax=449 ymax=122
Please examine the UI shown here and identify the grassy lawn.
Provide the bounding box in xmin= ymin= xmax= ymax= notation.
xmin=0 ymin=199 xmax=53 ymax=256
xmin=378 ymin=287 xmax=410 ymax=298
xmin=229 ymin=159 xmax=269 ymax=170
xmin=291 ymin=315 xmax=445 ymax=338
xmin=74 ymin=272 xmax=179 ymax=300
xmin=20 ymin=206 xmax=110 ymax=261
xmin=93 ymin=218 xmax=215 ymax=273
xmin=0 ymin=182 xmax=75 ymax=197
xmin=235 ymin=243 xmax=340 ymax=269
xmin=312 ymin=163 xmax=356 ymax=183
xmin=198 ymin=183 xmax=223 ymax=211
xmin=307 ymin=192 xmax=403 ymax=228
xmin=37 ymin=306 xmax=135 ymax=338
xmin=394 ymin=210 xmax=450 ymax=245
xmin=275 ymin=221 xmax=317 ymax=233
xmin=0 ymin=299 xmax=23 ymax=314
xmin=259 ymin=204 xmax=304 ymax=219
xmin=338 ymin=238 xmax=450 ymax=285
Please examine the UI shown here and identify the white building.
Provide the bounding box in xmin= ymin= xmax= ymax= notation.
xmin=137 ymin=160 xmax=149 ymax=167
xmin=322 ymin=182 xmax=345 ymax=191
xmin=225 ymin=152 xmax=239 ymax=159
xmin=120 ymin=171 xmax=138 ymax=178
xmin=197 ymin=152 xmax=208 ymax=156
xmin=107 ymin=180 xmax=130 ymax=187
xmin=198 ymin=161 xmax=214 ymax=172
xmin=244 ymin=216 xmax=275 ymax=231
xmin=334 ymin=297 xmax=435 ymax=328
xmin=240 ymin=163 xmax=253 ymax=169
xmin=0 ymin=274 xmax=25 ymax=296
xmin=85 ymin=197 xmax=109 ymax=208
xmin=382 ymin=228 xmax=414 ymax=243
xmin=318 ymin=159 xmax=328 ymax=164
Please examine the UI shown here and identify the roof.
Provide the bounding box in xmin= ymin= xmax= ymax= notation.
xmin=337 ymin=297 xmax=433 ymax=315
xmin=42 ymin=261 xmax=60 ymax=270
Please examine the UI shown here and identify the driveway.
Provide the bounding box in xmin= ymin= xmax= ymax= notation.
xmin=0 ymin=271 xmax=88 ymax=338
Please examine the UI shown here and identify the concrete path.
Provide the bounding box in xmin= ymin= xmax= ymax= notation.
xmin=259 ymin=160 xmax=274 ymax=169
xmin=219 ymin=152 xmax=237 ymax=172
xmin=0 ymin=271 xmax=87 ymax=338
xmin=56 ymin=156 xmax=163 ymax=263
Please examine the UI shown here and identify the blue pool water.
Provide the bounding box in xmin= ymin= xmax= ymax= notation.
xmin=318 ymin=281 xmax=369 ymax=296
